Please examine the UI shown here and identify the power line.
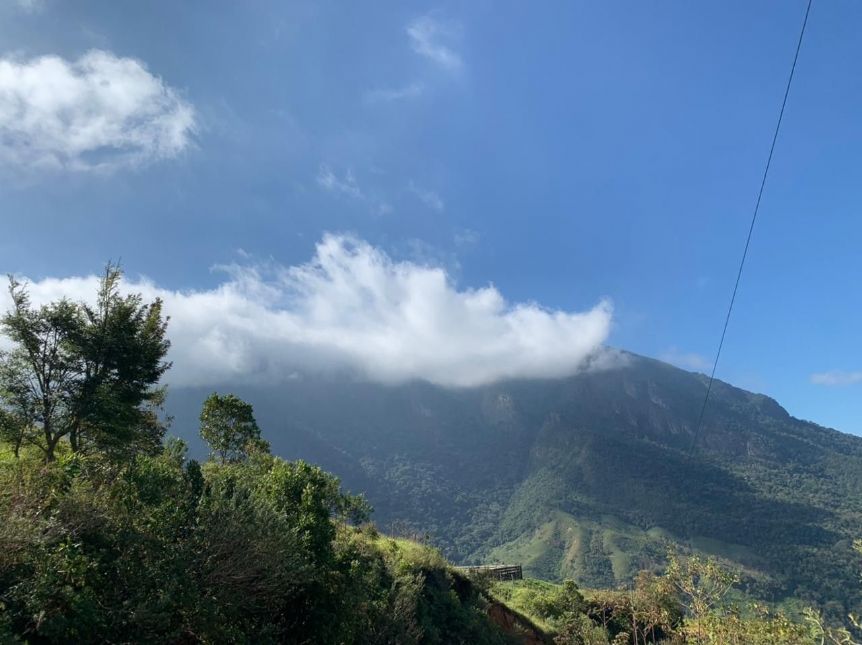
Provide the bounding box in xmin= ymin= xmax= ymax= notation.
xmin=689 ymin=0 xmax=813 ymax=453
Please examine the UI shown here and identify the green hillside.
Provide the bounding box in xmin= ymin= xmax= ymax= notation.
xmin=2 ymin=266 xmax=859 ymax=642
xmin=1 ymin=440 xmax=544 ymax=643
xmin=168 ymin=352 xmax=862 ymax=616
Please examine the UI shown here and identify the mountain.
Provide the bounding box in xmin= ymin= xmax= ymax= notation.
xmin=167 ymin=352 xmax=862 ymax=614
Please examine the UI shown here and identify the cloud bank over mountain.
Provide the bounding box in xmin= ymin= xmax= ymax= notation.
xmin=0 ymin=235 xmax=612 ymax=387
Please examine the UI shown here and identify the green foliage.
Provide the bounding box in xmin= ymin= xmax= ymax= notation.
xmin=0 ymin=441 xmax=519 ymax=643
xmin=678 ymin=605 xmax=814 ymax=645
xmin=0 ymin=278 xmax=520 ymax=643
xmin=554 ymin=613 xmax=610 ymax=645
xmin=208 ymin=353 xmax=862 ymax=616
xmin=494 ymin=551 xmax=862 ymax=645
xmin=334 ymin=528 xmax=516 ymax=644
xmin=0 ymin=389 xmax=510 ymax=643
xmin=0 ymin=406 xmax=26 ymax=458
xmin=199 ymin=392 xmax=264 ymax=463
xmin=490 ymin=578 xmax=586 ymax=633
xmin=665 ymin=551 xmax=738 ymax=620
xmin=0 ymin=265 xmax=170 ymax=462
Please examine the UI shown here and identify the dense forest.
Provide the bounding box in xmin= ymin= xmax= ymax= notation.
xmin=1 ymin=270 xmax=861 ymax=644
xmin=162 ymin=351 xmax=862 ymax=620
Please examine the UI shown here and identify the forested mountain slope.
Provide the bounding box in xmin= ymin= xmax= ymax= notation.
xmin=169 ymin=352 xmax=862 ymax=613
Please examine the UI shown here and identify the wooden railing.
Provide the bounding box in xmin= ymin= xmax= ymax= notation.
xmin=455 ymin=564 xmax=523 ymax=581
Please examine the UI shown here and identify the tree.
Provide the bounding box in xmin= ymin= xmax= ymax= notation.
xmin=629 ymin=570 xmax=680 ymax=645
xmin=0 ymin=407 xmax=26 ymax=458
xmin=0 ymin=353 xmax=33 ymax=458
xmin=0 ymin=265 xmax=171 ymax=461
xmin=665 ymin=551 xmax=737 ymax=622
xmin=68 ymin=264 xmax=171 ymax=457
xmin=199 ymin=393 xmax=263 ymax=463
xmin=0 ymin=283 xmax=80 ymax=461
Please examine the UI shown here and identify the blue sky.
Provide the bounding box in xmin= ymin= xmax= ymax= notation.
xmin=1 ymin=1 xmax=861 ymax=434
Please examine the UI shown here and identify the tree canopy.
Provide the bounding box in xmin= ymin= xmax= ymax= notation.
xmin=199 ymin=392 xmax=264 ymax=463
xmin=0 ymin=265 xmax=170 ymax=461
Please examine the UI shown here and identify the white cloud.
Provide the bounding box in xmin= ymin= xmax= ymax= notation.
xmin=363 ymin=82 xmax=424 ymax=104
xmin=0 ymin=50 xmax=195 ymax=171
xmin=659 ymin=348 xmax=711 ymax=372
xmin=810 ymin=370 xmax=862 ymax=387
xmin=0 ymin=235 xmax=613 ymax=388
xmin=407 ymin=16 xmax=462 ymax=71
xmin=408 ymin=180 xmax=444 ymax=211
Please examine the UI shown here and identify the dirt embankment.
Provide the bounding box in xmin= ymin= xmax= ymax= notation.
xmin=486 ymin=599 xmax=552 ymax=644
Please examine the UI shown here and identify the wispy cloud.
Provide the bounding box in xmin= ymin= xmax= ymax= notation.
xmin=408 ymin=180 xmax=444 ymax=212
xmin=659 ymin=348 xmax=711 ymax=372
xmin=363 ymin=82 xmax=424 ymax=104
xmin=454 ymin=228 xmax=480 ymax=247
xmin=316 ymin=164 xmax=391 ymax=215
xmin=316 ymin=164 xmax=363 ymax=200
xmin=407 ymin=16 xmax=463 ymax=71
xmin=362 ymin=16 xmax=461 ymax=106
xmin=0 ymin=50 xmax=195 ymax=172
xmin=13 ymin=0 xmax=45 ymax=12
xmin=1 ymin=235 xmax=613 ymax=388
xmin=810 ymin=370 xmax=862 ymax=387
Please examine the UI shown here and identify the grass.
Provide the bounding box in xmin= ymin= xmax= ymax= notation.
xmin=343 ymin=523 xmax=452 ymax=574
xmin=487 ymin=578 xmax=565 ymax=633
xmin=485 ymin=507 xmax=777 ymax=593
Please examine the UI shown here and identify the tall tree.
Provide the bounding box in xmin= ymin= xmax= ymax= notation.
xmin=0 ymin=281 xmax=81 ymax=461
xmin=0 ymin=265 xmax=171 ymax=461
xmin=69 ymin=264 xmax=171 ymax=457
xmin=199 ymin=393 xmax=264 ymax=463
